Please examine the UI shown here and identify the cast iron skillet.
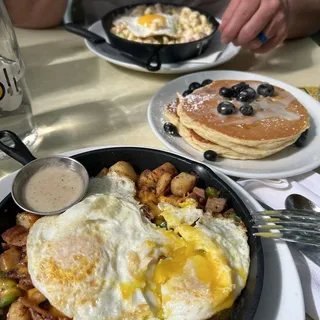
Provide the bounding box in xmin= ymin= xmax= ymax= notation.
xmin=65 ymin=2 xmax=219 ymax=72
xmin=0 ymin=146 xmax=263 ymax=320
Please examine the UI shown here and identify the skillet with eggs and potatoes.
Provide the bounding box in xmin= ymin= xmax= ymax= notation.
xmin=0 ymin=147 xmax=263 ymax=320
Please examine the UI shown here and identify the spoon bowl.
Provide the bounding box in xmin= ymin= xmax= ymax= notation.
xmin=285 ymin=193 xmax=320 ymax=213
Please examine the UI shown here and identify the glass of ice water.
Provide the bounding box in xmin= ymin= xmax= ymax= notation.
xmin=0 ymin=1 xmax=38 ymax=159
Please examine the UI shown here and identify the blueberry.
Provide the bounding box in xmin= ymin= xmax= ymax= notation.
xmin=295 ymin=129 xmax=309 ymax=147
xmin=240 ymin=104 xmax=254 ymax=116
xmin=246 ymin=87 xmax=256 ymax=98
xmin=232 ymin=82 xmax=249 ymax=94
xmin=204 ymin=150 xmax=217 ymax=161
xmin=182 ymin=89 xmax=192 ymax=97
xmin=257 ymin=83 xmax=275 ymax=97
xmin=219 ymin=87 xmax=235 ymax=99
xmin=189 ymin=82 xmax=201 ymax=91
xmin=201 ymin=79 xmax=213 ymax=87
xmin=163 ymin=122 xmax=180 ymax=136
xmin=237 ymin=88 xmax=256 ymax=102
xmin=217 ymin=101 xmax=236 ymax=115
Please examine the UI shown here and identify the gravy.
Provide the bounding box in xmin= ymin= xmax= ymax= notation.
xmin=24 ymin=166 xmax=84 ymax=212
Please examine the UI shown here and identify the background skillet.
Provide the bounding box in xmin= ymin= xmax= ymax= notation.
xmin=102 ymin=2 xmax=219 ymax=71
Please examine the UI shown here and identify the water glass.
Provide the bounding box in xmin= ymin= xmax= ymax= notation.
xmin=0 ymin=0 xmax=38 ymax=159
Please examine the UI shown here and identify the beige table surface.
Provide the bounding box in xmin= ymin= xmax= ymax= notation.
xmin=0 ymin=27 xmax=319 ymax=178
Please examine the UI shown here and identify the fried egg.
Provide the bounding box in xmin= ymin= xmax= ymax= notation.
xmin=27 ymin=172 xmax=250 ymax=320
xmin=27 ymin=194 xmax=168 ymax=319
xmin=114 ymin=14 xmax=179 ymax=38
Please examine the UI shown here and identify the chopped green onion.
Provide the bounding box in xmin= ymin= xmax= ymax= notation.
xmin=205 ymin=187 xmax=218 ymax=198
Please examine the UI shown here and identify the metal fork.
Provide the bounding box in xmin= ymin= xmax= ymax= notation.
xmin=251 ymin=210 xmax=320 ymax=246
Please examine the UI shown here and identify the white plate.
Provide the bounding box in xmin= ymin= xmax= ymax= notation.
xmin=85 ymin=20 xmax=240 ymax=74
xmin=148 ymin=70 xmax=320 ymax=179
xmin=0 ymin=146 xmax=304 ymax=320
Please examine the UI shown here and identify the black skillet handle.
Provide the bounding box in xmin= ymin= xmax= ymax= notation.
xmin=0 ymin=130 xmax=36 ymax=165
xmin=64 ymin=23 xmax=105 ymax=44
xmin=64 ymin=23 xmax=162 ymax=72
xmin=145 ymin=50 xmax=162 ymax=72
xmin=120 ymin=49 xmax=161 ymax=72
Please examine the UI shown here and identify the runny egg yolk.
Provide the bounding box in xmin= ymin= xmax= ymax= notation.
xmin=138 ymin=14 xmax=166 ymax=28
xmin=153 ymin=228 xmax=233 ymax=307
xmin=119 ymin=227 xmax=237 ymax=317
xmin=120 ymin=279 xmax=145 ymax=300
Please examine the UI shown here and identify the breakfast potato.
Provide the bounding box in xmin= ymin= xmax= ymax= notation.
xmin=7 ymin=299 xmax=31 ymax=320
xmin=137 ymin=169 xmax=157 ymax=189
xmin=170 ymin=172 xmax=197 ymax=196
xmin=96 ymin=167 xmax=109 ymax=178
xmin=2 ymin=226 xmax=28 ymax=247
xmin=1 ymin=243 xmax=11 ymax=250
xmin=0 ymin=247 xmax=21 ymax=272
xmin=16 ymin=213 xmax=40 ymax=230
xmin=138 ymin=187 xmax=161 ymax=217
xmin=156 ymin=172 xmax=173 ymax=196
xmin=152 ymin=162 xmax=177 ymax=180
xmin=48 ymin=305 xmax=70 ymax=318
xmin=138 ymin=187 xmax=158 ymax=204
xmin=109 ymin=161 xmax=138 ymax=182
xmin=20 ymin=297 xmax=54 ymax=318
xmin=27 ymin=288 xmax=46 ymax=305
xmin=7 ymin=252 xmax=32 ymax=291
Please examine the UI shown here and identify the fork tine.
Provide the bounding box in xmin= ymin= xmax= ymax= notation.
xmin=252 ymin=209 xmax=320 ymax=246
xmin=254 ymin=231 xmax=320 ymax=247
xmin=253 ymin=220 xmax=320 ymax=229
xmin=252 ymin=210 xmax=320 ymax=222
xmin=251 ymin=209 xmax=317 ymax=216
xmin=254 ymin=225 xmax=320 ymax=234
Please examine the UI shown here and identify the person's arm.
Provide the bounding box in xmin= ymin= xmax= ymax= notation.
xmin=286 ymin=0 xmax=320 ymax=39
xmin=4 ymin=0 xmax=67 ymax=29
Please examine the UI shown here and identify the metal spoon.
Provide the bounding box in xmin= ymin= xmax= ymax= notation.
xmin=0 ymin=130 xmax=89 ymax=215
xmin=285 ymin=194 xmax=320 ymax=265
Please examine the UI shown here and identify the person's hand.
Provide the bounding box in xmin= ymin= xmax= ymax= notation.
xmin=219 ymin=0 xmax=289 ymax=53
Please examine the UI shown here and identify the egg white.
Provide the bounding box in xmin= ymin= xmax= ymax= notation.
xmin=114 ymin=14 xmax=178 ymax=38
xmin=158 ymin=201 xmax=203 ymax=229
xmin=87 ymin=171 xmax=137 ymax=203
xmin=196 ymin=216 xmax=250 ymax=291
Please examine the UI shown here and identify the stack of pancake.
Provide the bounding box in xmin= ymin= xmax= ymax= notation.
xmin=165 ymin=80 xmax=310 ymax=160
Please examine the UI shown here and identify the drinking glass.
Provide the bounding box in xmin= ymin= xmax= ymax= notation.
xmin=0 ymin=0 xmax=38 ymax=159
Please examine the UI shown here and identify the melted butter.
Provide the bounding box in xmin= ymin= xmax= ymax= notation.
xmin=24 ymin=166 xmax=84 ymax=212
